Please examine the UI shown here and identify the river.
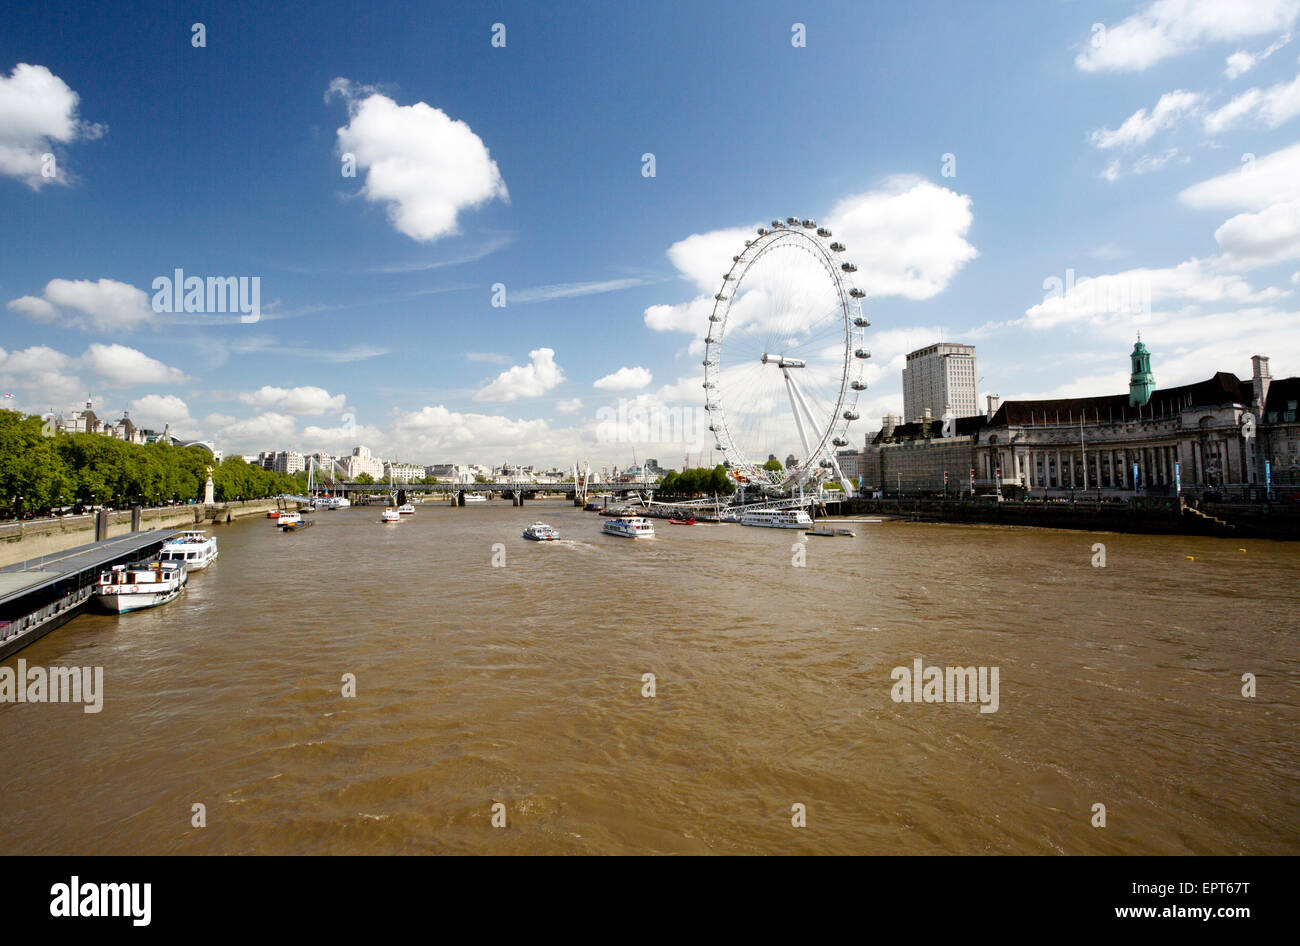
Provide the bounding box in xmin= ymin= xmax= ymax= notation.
xmin=1 ymin=500 xmax=1296 ymax=854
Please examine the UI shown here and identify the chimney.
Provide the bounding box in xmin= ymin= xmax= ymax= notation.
xmin=1252 ymin=355 xmax=1271 ymax=412
xmin=986 ymin=393 xmax=1002 ymax=418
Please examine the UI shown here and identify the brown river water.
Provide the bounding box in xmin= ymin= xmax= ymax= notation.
xmin=1 ymin=500 xmax=1296 ymax=855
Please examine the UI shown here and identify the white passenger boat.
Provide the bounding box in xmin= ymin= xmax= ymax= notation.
xmin=398 ymin=504 xmax=416 ymax=515
xmin=381 ymin=507 xmax=401 ymax=523
xmin=159 ymin=530 xmax=218 ymax=570
xmin=739 ymin=508 xmax=814 ymax=529
xmin=464 ymin=493 xmax=487 ymax=504
xmin=602 ymin=516 xmax=655 ymax=538
xmin=94 ymin=561 xmax=187 ymax=613
xmin=523 ymin=522 xmax=559 ymax=541
xmin=278 ymin=511 xmax=303 ymax=527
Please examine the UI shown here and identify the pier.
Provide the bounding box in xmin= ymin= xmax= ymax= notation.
xmin=0 ymin=530 xmax=178 ymax=660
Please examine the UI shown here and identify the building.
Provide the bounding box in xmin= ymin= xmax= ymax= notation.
xmin=863 ymin=342 xmax=1297 ymax=498
xmin=384 ymin=461 xmax=425 ymax=483
xmin=273 ymin=451 xmax=305 ymax=475
xmin=902 ymin=343 xmax=978 ymax=422
xmin=340 ymin=446 xmax=385 ymax=481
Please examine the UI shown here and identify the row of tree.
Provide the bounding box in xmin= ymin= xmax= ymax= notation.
xmin=654 ymin=465 xmax=736 ymax=497
xmin=0 ymin=410 xmax=307 ymax=516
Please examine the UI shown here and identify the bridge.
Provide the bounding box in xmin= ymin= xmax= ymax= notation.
xmin=286 ymin=481 xmax=657 ymax=507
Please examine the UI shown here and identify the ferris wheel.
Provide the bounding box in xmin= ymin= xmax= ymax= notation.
xmin=702 ymin=216 xmax=870 ymax=493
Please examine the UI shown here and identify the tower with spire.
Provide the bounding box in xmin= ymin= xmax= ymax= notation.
xmin=1128 ymin=335 xmax=1155 ymax=407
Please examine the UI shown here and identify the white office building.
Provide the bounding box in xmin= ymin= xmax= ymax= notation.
xmin=902 ymin=343 xmax=978 ymax=422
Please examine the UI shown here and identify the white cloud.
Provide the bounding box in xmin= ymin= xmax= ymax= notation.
xmin=827 ymin=178 xmax=978 ymax=300
xmin=1204 ymin=71 xmax=1300 ymax=134
xmin=81 ymin=343 xmax=186 ymax=386
xmin=237 ymin=385 xmax=346 ymax=415
xmin=510 ymin=277 xmax=656 ymax=304
xmin=1089 ymin=90 xmax=1201 ymax=149
xmin=593 ymin=366 xmax=653 ymax=391
xmin=1224 ymin=33 xmax=1291 ymax=78
xmin=1076 ymin=0 xmax=1300 ymax=72
xmin=7 ymin=278 xmax=154 ymax=332
xmin=214 ymin=412 xmax=298 ymax=446
xmin=1214 ymin=197 xmax=1300 ymax=267
xmin=555 ymin=397 xmax=583 ymax=414
xmin=329 ymin=78 xmax=508 ymax=242
xmin=0 ymin=63 xmax=105 ymax=188
xmin=1179 ymin=141 xmax=1300 ymax=210
xmin=473 ymin=347 xmax=564 ymax=401
xmin=127 ymin=394 xmax=197 ymax=436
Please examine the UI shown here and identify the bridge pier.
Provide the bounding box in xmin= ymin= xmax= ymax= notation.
xmin=455 ymin=490 xmax=465 ymax=507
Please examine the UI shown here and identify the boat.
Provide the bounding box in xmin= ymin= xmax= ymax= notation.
xmin=464 ymin=493 xmax=487 ymax=504
xmin=805 ymin=528 xmax=854 ymax=537
xmin=522 ymin=522 xmax=560 ymax=541
xmin=584 ymin=502 xmax=603 ymax=512
xmin=398 ymin=503 xmax=415 ymax=515
xmin=739 ymin=508 xmax=814 ymax=529
xmin=94 ymin=561 xmax=187 ymax=613
xmin=668 ymin=516 xmax=696 ymax=525
xmin=278 ymin=511 xmax=303 ymax=527
xmin=159 ymin=530 xmax=219 ymax=570
xmin=602 ymin=516 xmax=656 ymax=538
xmin=267 ymin=509 xmax=280 ymax=519
xmin=281 ymin=518 xmax=314 ymax=531
xmin=381 ymin=508 xmax=401 ymax=523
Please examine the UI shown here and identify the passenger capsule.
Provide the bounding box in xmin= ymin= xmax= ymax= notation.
xmin=843 ymin=411 xmax=860 ymax=421
xmin=801 ymin=219 xmax=816 ymax=228
xmin=851 ymin=380 xmax=867 ymax=391
xmin=816 ymin=227 xmax=832 ymax=238
xmin=854 ymin=349 xmax=871 ymax=359
xmin=841 ymin=262 xmax=858 ymax=272
xmin=829 ymin=242 xmax=845 ymax=252
xmin=832 ymin=437 xmax=848 ymax=447
xmin=853 ymin=316 xmax=870 ymax=327
xmin=786 ymin=216 xmax=799 ymax=225
xmin=849 ymin=288 xmax=865 ymax=298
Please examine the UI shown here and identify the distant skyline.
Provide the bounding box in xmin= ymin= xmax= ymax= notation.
xmin=4 ymin=0 xmax=1300 ymax=467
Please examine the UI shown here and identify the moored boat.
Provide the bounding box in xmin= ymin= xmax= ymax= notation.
xmin=602 ymin=516 xmax=655 ymax=538
xmin=464 ymin=493 xmax=487 ymax=504
xmin=398 ymin=504 xmax=415 ymax=515
xmin=94 ymin=561 xmax=187 ymax=613
xmin=159 ymin=530 xmax=219 ymax=570
xmin=739 ymin=508 xmax=814 ymax=529
xmin=522 ymin=522 xmax=559 ymax=541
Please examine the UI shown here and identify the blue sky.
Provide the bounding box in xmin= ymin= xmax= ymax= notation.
xmin=4 ymin=0 xmax=1300 ymax=467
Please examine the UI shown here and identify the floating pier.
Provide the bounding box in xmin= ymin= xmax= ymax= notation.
xmin=0 ymin=530 xmax=178 ymax=660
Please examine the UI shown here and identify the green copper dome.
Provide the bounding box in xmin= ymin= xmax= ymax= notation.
xmin=1129 ymin=337 xmax=1154 ymax=407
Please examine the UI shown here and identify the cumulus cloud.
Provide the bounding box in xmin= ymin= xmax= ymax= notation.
xmin=1214 ymin=198 xmax=1300 ymax=267
xmin=7 ymin=278 xmax=154 ymax=332
xmin=1075 ymin=0 xmax=1299 ymax=72
xmin=593 ymin=366 xmax=653 ymax=391
xmin=0 ymin=63 xmax=105 ymax=188
xmin=328 ymin=77 xmax=508 ymax=242
xmin=473 ymin=348 xmax=564 ymax=401
xmin=82 ymin=344 xmax=186 ymax=386
xmin=1179 ymin=141 xmax=1300 ymax=210
xmin=237 ymin=385 xmax=347 ymax=415
xmin=555 ymin=397 xmax=583 ymax=414
xmin=1089 ymin=90 xmax=1201 ymax=149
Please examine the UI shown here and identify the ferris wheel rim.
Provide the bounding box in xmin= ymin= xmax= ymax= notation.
xmin=702 ymin=221 xmax=869 ymax=490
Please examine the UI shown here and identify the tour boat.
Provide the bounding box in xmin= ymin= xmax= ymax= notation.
xmin=94 ymin=561 xmax=187 ymax=613
xmin=267 ymin=509 xmax=280 ymax=518
xmin=522 ymin=522 xmax=559 ymax=541
xmin=381 ymin=508 xmax=401 ymax=523
xmin=739 ymin=508 xmax=814 ymax=529
xmin=398 ymin=504 xmax=416 ymax=515
xmin=159 ymin=530 xmax=219 ymax=570
xmin=464 ymin=493 xmax=487 ymax=504
xmin=602 ymin=516 xmax=656 ymax=538
xmin=278 ymin=511 xmax=303 ymax=527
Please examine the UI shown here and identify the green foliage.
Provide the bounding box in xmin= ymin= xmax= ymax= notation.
xmin=0 ymin=409 xmax=300 ymax=513
xmin=762 ymin=458 xmax=784 ymax=472
xmin=354 ymin=472 xmax=375 ymax=485
xmin=655 ymin=465 xmax=736 ymax=497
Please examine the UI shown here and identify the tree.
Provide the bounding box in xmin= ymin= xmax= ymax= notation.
xmin=762 ymin=458 xmax=784 ymax=472
xmin=355 ymin=472 xmax=375 ymax=485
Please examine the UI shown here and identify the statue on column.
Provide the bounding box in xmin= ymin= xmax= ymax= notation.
xmin=204 ymin=465 xmax=215 ymax=504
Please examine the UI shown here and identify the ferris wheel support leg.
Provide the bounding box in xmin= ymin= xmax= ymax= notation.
xmin=785 ymin=370 xmax=826 ymax=458
xmin=782 ymin=368 xmax=814 ymax=460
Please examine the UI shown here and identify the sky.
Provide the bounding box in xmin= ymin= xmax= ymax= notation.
xmin=4 ymin=0 xmax=1300 ymax=469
